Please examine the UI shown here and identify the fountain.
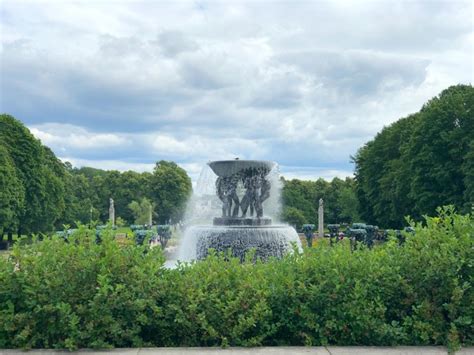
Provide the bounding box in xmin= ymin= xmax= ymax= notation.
xmin=180 ymin=159 xmax=301 ymax=261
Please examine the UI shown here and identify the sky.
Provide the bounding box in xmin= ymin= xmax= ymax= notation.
xmin=1 ymin=0 xmax=473 ymax=182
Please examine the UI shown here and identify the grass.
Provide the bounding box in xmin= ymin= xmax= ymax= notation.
xmin=115 ymin=227 xmax=133 ymax=234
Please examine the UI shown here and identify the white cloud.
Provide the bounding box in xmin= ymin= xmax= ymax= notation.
xmin=29 ymin=124 xmax=130 ymax=151
xmin=59 ymin=157 xmax=155 ymax=173
xmin=280 ymin=166 xmax=355 ymax=181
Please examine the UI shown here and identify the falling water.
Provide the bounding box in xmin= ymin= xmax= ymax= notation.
xmin=174 ymin=161 xmax=301 ymax=263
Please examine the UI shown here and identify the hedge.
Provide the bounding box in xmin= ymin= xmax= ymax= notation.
xmin=0 ymin=207 xmax=472 ymax=350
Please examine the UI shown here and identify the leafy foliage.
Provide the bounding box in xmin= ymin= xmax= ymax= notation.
xmin=0 ymin=208 xmax=471 ymax=350
xmin=150 ymin=161 xmax=192 ymax=224
xmin=61 ymin=162 xmax=191 ymax=226
xmin=0 ymin=145 xmax=25 ymax=235
xmin=0 ymin=114 xmax=66 ymax=234
xmin=128 ymin=198 xmax=154 ymax=225
xmin=281 ymin=177 xmax=359 ymax=227
xmin=354 ymin=85 xmax=474 ymax=228
xmin=281 ymin=206 xmax=307 ymax=230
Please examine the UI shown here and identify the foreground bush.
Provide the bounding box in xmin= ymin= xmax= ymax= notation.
xmin=0 ymin=207 xmax=472 ymax=350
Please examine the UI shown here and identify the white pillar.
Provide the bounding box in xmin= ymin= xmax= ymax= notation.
xmin=109 ymin=198 xmax=115 ymax=227
xmin=148 ymin=205 xmax=153 ymax=226
xmin=318 ymin=198 xmax=324 ymax=238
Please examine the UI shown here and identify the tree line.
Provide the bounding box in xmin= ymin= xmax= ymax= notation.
xmin=0 ymin=114 xmax=192 ymax=239
xmin=281 ymin=177 xmax=359 ymax=229
xmin=353 ymin=84 xmax=474 ymax=228
xmin=64 ymin=161 xmax=192 ymax=227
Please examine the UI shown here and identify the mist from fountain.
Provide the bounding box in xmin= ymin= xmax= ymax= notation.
xmin=174 ymin=161 xmax=301 ymax=263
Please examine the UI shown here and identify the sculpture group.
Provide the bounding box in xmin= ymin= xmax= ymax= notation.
xmin=216 ymin=166 xmax=271 ymax=219
xmin=191 ymin=159 xmax=300 ymax=260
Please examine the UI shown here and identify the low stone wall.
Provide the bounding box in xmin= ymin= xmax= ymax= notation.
xmin=1 ymin=346 xmax=472 ymax=355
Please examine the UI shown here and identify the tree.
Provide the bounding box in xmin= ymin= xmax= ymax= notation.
xmin=406 ymin=85 xmax=474 ymax=218
xmin=281 ymin=206 xmax=307 ymax=231
xmin=0 ymin=114 xmax=67 ymax=234
xmin=323 ymin=177 xmax=344 ymax=223
xmin=281 ymin=179 xmax=317 ymax=224
xmin=463 ymin=141 xmax=474 ymax=210
xmin=353 ymin=84 xmax=474 ymax=227
xmin=337 ymin=180 xmax=360 ymax=223
xmin=40 ymin=147 xmax=67 ymax=230
xmin=150 ymin=161 xmax=192 ymax=224
xmin=59 ymin=171 xmax=99 ymax=226
xmin=116 ymin=171 xmax=151 ymax=223
xmin=281 ymin=176 xmax=359 ymax=225
xmin=128 ymin=198 xmax=154 ymax=225
xmin=65 ymin=167 xmax=154 ymax=226
xmin=354 ymin=114 xmax=418 ymax=227
xmin=0 ymin=145 xmax=25 ymax=237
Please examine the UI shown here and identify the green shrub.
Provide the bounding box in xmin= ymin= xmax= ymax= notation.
xmin=0 ymin=207 xmax=472 ymax=350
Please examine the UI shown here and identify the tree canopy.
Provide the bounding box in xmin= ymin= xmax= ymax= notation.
xmin=0 ymin=114 xmax=66 ymax=234
xmin=128 ymin=198 xmax=154 ymax=225
xmin=0 ymin=144 xmax=25 ymax=235
xmin=150 ymin=161 xmax=192 ymax=224
xmin=281 ymin=176 xmax=360 ymax=229
xmin=353 ymin=84 xmax=474 ymax=228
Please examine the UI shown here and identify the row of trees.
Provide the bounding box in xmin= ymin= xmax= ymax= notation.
xmin=0 ymin=114 xmax=192 ymax=237
xmin=353 ymin=84 xmax=474 ymax=228
xmin=281 ymin=177 xmax=360 ymax=229
xmin=65 ymin=162 xmax=191 ymax=226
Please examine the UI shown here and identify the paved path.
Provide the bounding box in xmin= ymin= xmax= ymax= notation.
xmin=1 ymin=347 xmax=473 ymax=355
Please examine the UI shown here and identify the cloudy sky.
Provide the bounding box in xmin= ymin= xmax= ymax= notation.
xmin=1 ymin=0 xmax=472 ymax=182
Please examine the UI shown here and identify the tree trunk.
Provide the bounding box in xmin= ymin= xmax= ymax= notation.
xmin=7 ymin=232 xmax=13 ymax=243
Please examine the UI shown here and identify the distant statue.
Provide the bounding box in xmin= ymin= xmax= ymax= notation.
xmin=302 ymin=224 xmax=315 ymax=247
xmin=109 ymin=198 xmax=115 ymax=227
xmin=327 ymin=224 xmax=340 ymax=246
xmin=318 ymin=198 xmax=324 ymax=238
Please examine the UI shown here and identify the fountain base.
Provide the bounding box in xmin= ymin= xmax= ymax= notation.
xmin=191 ymin=225 xmax=300 ymax=261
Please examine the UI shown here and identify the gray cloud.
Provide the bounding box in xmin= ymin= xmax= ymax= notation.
xmin=277 ymin=50 xmax=429 ymax=100
xmin=154 ymin=31 xmax=199 ymax=57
